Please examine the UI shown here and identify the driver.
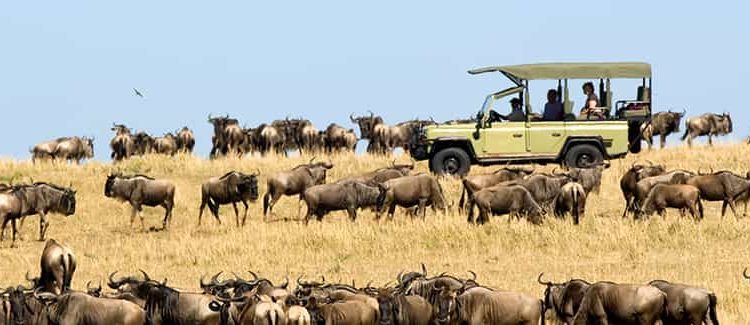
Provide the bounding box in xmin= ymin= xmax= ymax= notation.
xmin=488 ymin=98 xmax=525 ymax=122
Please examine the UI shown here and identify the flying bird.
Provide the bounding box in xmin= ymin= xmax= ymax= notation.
xmin=133 ymin=88 xmax=144 ymax=98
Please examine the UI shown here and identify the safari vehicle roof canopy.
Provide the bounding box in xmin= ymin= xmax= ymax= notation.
xmin=468 ymin=62 xmax=651 ymax=83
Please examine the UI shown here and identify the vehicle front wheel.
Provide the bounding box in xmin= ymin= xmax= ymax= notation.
xmin=564 ymin=144 xmax=604 ymax=168
xmin=430 ymin=148 xmax=471 ymax=176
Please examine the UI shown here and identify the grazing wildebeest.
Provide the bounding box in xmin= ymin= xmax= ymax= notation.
xmin=302 ymin=181 xmax=386 ymax=223
xmin=110 ymin=124 xmax=134 ymax=161
xmin=537 ymin=273 xmax=591 ymax=325
xmin=153 ymin=132 xmax=178 ymax=156
xmin=566 ymin=162 xmax=609 ymax=195
xmin=35 ymin=239 xmax=77 ymax=295
xmin=620 ymin=161 xmax=667 ymax=218
xmin=682 ymin=112 xmax=733 ymax=147
xmin=571 ymin=281 xmax=666 ymax=325
xmin=263 ymin=159 xmax=334 ymax=217
xmin=0 ymin=183 xmax=76 ymax=246
xmin=199 ymin=171 xmax=260 ymax=226
xmin=554 ymin=182 xmax=587 ymax=225
xmin=55 ymin=136 xmax=94 ymax=163
xmin=630 ymin=169 xmax=696 ymax=214
xmin=433 ymin=285 xmax=545 ymax=325
xmin=5 ymin=286 xmax=146 ymax=325
xmin=459 ymin=167 xmax=534 ymax=214
xmin=306 ymin=297 xmax=378 ymax=325
xmin=104 ymin=174 xmax=176 ymax=230
xmin=375 ymin=288 xmax=434 ymax=325
xmin=471 ymin=184 xmax=544 ymax=225
xmin=686 ymin=170 xmax=750 ymax=218
xmin=378 ymin=174 xmax=447 ymax=220
xmin=648 ymin=280 xmax=719 ymax=325
xmin=176 ymin=126 xmax=196 ymax=154
xmin=639 ymin=184 xmax=704 ymax=220
xmin=642 ymin=110 xmax=685 ymax=149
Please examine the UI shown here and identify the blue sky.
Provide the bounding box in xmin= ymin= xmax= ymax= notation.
xmin=1 ymin=1 xmax=747 ymax=159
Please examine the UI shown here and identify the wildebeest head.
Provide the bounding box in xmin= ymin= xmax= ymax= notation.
xmin=111 ymin=123 xmax=131 ymax=135
xmin=59 ymin=186 xmax=76 ymax=216
xmin=305 ymin=296 xmax=327 ymax=325
xmin=104 ymin=174 xmax=119 ymax=197
xmin=5 ymin=285 xmax=35 ymax=323
xmin=391 ymin=159 xmax=416 ymax=175
xmin=433 ymin=286 xmax=457 ymax=324
xmin=350 ymin=112 xmax=383 ymax=139
xmin=81 ymin=137 xmax=95 ymax=159
xmin=298 ymin=159 xmax=334 ymax=185
xmin=538 ymin=273 xmax=564 ymax=313
xmin=376 ymin=288 xmax=398 ymax=324
xmin=86 ymin=281 xmax=103 ymax=297
xmin=107 ymin=270 xmax=160 ymax=296
xmin=720 ymin=112 xmax=733 ymax=134
xmin=654 ymin=110 xmax=686 ymax=133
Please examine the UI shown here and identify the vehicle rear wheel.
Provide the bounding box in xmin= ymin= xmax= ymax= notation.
xmin=564 ymin=144 xmax=603 ymax=168
xmin=430 ymin=148 xmax=471 ymax=176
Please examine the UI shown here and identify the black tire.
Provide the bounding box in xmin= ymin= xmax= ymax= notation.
xmin=430 ymin=148 xmax=471 ymax=176
xmin=564 ymin=144 xmax=603 ymax=168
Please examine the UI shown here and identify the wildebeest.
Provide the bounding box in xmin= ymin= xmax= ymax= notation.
xmin=620 ymin=161 xmax=667 ymax=218
xmin=153 ymin=132 xmax=178 ymax=156
xmin=0 ymin=183 xmax=76 ymax=246
xmin=682 ymin=112 xmax=733 ymax=147
xmin=566 ymin=162 xmax=609 ymax=195
xmin=378 ymin=174 xmax=447 ymax=220
xmin=336 ymin=160 xmax=415 ymax=185
xmin=199 ymin=171 xmax=260 ymax=227
xmin=32 ymin=137 xmax=94 ymax=163
xmin=176 ymin=126 xmax=196 ymax=154
xmin=571 ymin=281 xmax=666 ymax=325
xmin=5 ymin=286 xmax=146 ymax=325
xmin=35 ymin=239 xmax=77 ymax=295
xmin=31 ymin=138 xmax=64 ymax=162
xmin=231 ymin=294 xmax=287 ymax=325
xmin=263 ymin=159 xmax=334 ymax=217
xmin=554 ymin=182 xmax=586 ymax=225
xmin=471 ymin=184 xmax=544 ymax=225
xmin=686 ymin=170 xmax=750 ymax=218
xmin=642 ymin=110 xmax=685 ymax=150
xmin=630 ymin=169 xmax=696 ymax=214
xmin=458 ymin=166 xmax=534 ymax=214
xmin=433 ymin=285 xmax=545 ymax=325
xmin=351 ymin=112 xmax=388 ymax=154
xmin=302 ymin=181 xmax=386 ymax=223
xmin=110 ymin=124 xmax=134 ymax=161
xmin=132 ymin=131 xmax=154 ymax=156
xmin=648 ymin=280 xmax=719 ymax=325
xmin=375 ymin=288 xmax=434 ymax=325
xmin=639 ymin=184 xmax=704 ymax=220
xmin=104 ymin=174 xmax=176 ymax=230
xmin=538 ymin=274 xmax=590 ymax=325
xmin=209 ymin=114 xmax=243 ymax=157
xmin=306 ymin=297 xmax=378 ymax=325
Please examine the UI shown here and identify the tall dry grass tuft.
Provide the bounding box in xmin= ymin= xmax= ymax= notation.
xmin=1 ymin=145 xmax=749 ymax=322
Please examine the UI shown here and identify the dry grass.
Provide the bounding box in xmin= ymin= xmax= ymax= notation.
xmin=1 ymin=144 xmax=749 ymax=323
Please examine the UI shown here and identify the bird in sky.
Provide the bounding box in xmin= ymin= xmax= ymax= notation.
xmin=133 ymin=88 xmax=144 ymax=98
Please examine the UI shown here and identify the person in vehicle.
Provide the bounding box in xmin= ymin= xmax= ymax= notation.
xmin=542 ymin=89 xmax=564 ymax=121
xmin=488 ymin=98 xmax=525 ymax=122
xmin=580 ymin=82 xmax=604 ymax=120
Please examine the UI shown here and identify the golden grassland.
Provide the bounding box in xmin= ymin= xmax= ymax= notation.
xmin=1 ymin=144 xmax=750 ymax=323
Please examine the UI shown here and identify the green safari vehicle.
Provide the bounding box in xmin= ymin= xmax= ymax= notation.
xmin=409 ymin=62 xmax=652 ymax=176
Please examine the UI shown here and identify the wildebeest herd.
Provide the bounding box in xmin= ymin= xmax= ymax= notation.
xmin=1 ymin=239 xmax=740 ymax=324
xmin=27 ymin=110 xmax=735 ymax=164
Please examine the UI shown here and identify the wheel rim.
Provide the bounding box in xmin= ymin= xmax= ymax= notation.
xmin=443 ymin=157 xmax=460 ymax=174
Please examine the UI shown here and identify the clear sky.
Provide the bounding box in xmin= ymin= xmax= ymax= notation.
xmin=1 ymin=1 xmax=747 ymax=159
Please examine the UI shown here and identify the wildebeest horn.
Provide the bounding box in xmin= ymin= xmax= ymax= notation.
xmin=537 ymin=273 xmax=553 ymax=286
xmin=467 ymin=271 xmax=477 ymax=281
xmin=139 ymin=269 xmax=152 ymax=281
xmin=368 ymin=110 xmax=374 ymax=118
xmin=251 ymin=168 xmax=261 ymax=177
xmin=350 ymin=114 xmax=357 ymax=123
xmin=33 ymin=288 xmax=58 ymax=301
xmin=108 ymin=271 xmax=124 ymax=289
xmin=25 ymin=271 xmax=35 ymax=283
xmin=248 ymin=271 xmax=259 ymax=280
xmin=744 ymin=268 xmax=750 ymax=280
xmin=297 ymin=275 xmax=304 ymax=286
xmin=86 ymin=281 xmax=100 ymax=292
xmin=200 ymin=274 xmax=210 ymax=288
xmin=279 ymin=276 xmax=289 ymax=289
xmin=309 ymin=157 xmax=316 ymax=164
xmin=396 ymin=271 xmax=404 ymax=285
xmin=421 ymin=263 xmax=427 ymax=276
xmin=211 ymin=272 xmax=224 ymax=286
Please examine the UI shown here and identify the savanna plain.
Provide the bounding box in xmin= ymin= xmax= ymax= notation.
xmin=1 ymin=144 xmax=749 ymax=323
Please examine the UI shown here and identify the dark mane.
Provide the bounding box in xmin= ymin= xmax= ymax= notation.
xmin=125 ymin=174 xmax=156 ymax=180
xmin=144 ymin=283 xmax=181 ymax=324
xmin=219 ymin=171 xmax=239 ymax=180
xmin=32 ymin=182 xmax=71 ymax=192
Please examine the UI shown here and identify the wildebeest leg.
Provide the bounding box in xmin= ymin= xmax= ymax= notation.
xmin=162 ymin=203 xmax=172 ymax=230
xmin=241 ymin=200 xmax=249 ymax=226
xmin=725 ymin=197 xmax=739 ymax=218
xmin=0 ymin=217 xmax=8 ymax=241
xmin=232 ymin=202 xmax=240 ymax=227
xmin=347 ymin=207 xmax=357 ymax=222
xmin=659 ymin=133 xmax=666 ymax=149
xmin=621 ymin=196 xmax=632 ymax=218
xmin=708 ymin=134 xmax=713 ymax=146
xmin=130 ymin=206 xmax=138 ymax=229
xmin=11 ymin=218 xmax=18 ymax=248
xmin=387 ymin=203 xmax=396 ymax=220
xmin=418 ymin=199 xmax=428 ymax=219
xmin=721 ymin=201 xmax=728 ymax=217
xmin=39 ymin=212 xmax=49 ymax=241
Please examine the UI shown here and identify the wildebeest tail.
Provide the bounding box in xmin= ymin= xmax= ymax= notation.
xmin=263 ymin=184 xmax=274 ymax=215
xmin=458 ymin=180 xmax=468 ymax=212
xmin=708 ymin=292 xmax=719 ymax=325
xmin=698 ymin=195 xmax=705 ymax=220
xmin=62 ymin=253 xmax=74 ymax=291
xmin=681 ymin=119 xmax=690 ymax=140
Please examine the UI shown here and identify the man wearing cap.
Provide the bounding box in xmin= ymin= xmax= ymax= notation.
xmin=488 ymin=98 xmax=526 ymax=122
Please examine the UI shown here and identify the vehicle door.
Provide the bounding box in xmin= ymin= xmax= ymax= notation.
xmin=478 ymin=120 xmax=527 ymax=157
xmin=526 ymin=121 xmax=566 ymax=155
